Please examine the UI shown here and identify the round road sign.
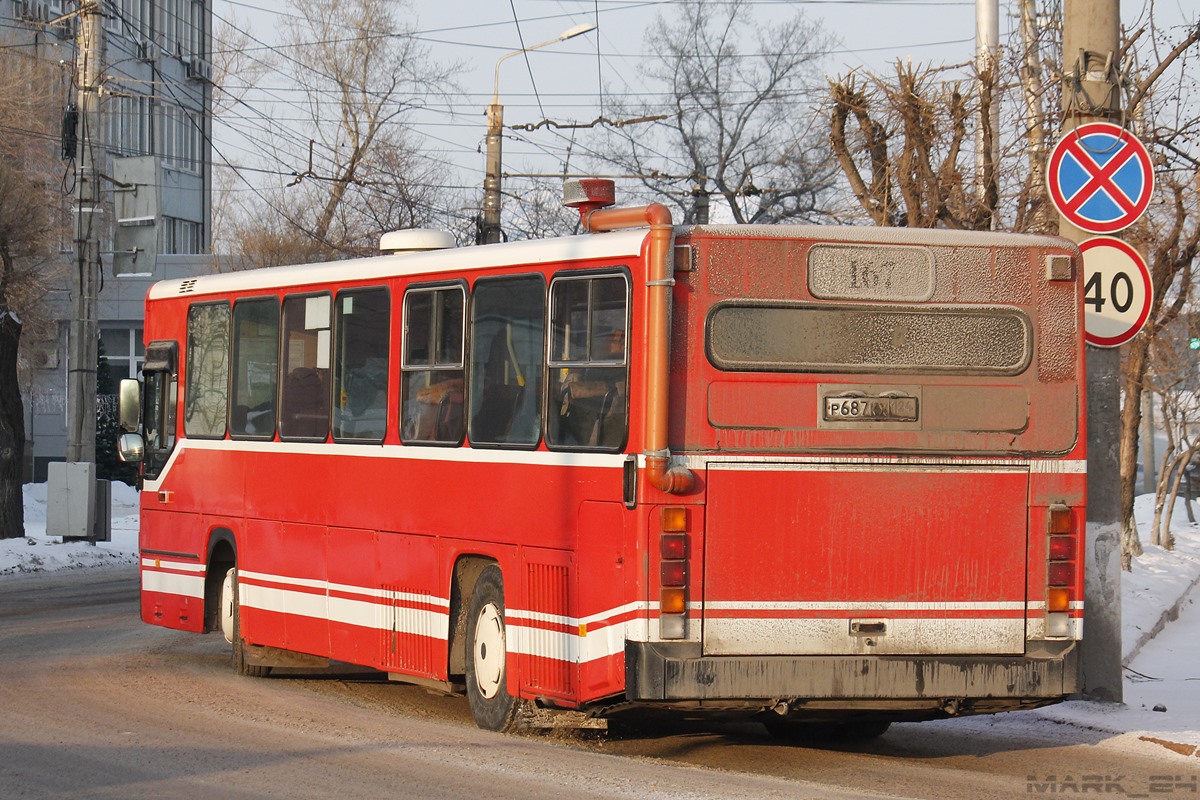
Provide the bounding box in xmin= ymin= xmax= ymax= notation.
xmin=1080 ymin=237 xmax=1153 ymax=348
xmin=1047 ymin=122 xmax=1155 ymax=234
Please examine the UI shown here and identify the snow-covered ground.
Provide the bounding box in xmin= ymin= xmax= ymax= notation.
xmin=3 ymin=484 xmax=1200 ymax=757
xmin=2 ymin=482 xmax=141 ymax=574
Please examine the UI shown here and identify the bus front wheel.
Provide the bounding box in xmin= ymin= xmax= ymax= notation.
xmin=222 ymin=568 xmax=270 ymax=678
xmin=464 ymin=565 xmax=527 ymax=732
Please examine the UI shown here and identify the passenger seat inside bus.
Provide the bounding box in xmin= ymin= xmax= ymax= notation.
xmin=282 ymin=367 xmax=330 ymax=438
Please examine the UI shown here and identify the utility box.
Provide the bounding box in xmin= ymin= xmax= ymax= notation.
xmin=47 ymin=462 xmax=96 ymax=540
xmin=92 ymin=478 xmax=112 ymax=543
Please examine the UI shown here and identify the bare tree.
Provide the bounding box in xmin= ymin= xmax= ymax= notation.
xmin=829 ymin=62 xmax=998 ymax=230
xmin=218 ymin=0 xmax=457 ymax=265
xmin=1111 ymin=20 xmax=1200 ymax=567
xmin=0 ymin=44 xmax=67 ymax=537
xmin=602 ymin=0 xmax=837 ymax=224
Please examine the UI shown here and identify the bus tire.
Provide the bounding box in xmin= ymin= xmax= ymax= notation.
xmin=464 ymin=565 xmax=527 ymax=732
xmin=763 ymin=719 xmax=891 ymax=742
xmin=223 ymin=567 xmax=270 ymax=678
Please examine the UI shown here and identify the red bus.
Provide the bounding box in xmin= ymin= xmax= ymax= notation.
xmin=119 ymin=180 xmax=1086 ymax=737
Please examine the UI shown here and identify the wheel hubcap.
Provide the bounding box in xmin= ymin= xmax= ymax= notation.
xmin=473 ymin=602 xmax=506 ymax=699
xmin=220 ymin=569 xmax=235 ymax=644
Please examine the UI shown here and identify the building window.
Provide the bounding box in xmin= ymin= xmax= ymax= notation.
xmin=100 ymin=326 xmax=145 ymax=380
xmin=107 ymin=92 xmax=152 ymax=157
xmin=160 ymin=217 xmax=203 ymax=255
xmin=160 ymin=103 xmax=202 ymax=173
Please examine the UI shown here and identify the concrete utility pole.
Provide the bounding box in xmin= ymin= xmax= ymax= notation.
xmin=1061 ymin=0 xmax=1124 ymax=703
xmin=480 ymin=23 xmax=596 ymax=245
xmin=49 ymin=0 xmax=105 ymax=539
xmin=975 ymin=0 xmax=1000 ymax=227
xmin=68 ymin=0 xmax=104 ymax=464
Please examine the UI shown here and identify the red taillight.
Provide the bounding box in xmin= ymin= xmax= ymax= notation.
xmin=1048 ymin=536 xmax=1075 ymax=560
xmin=660 ymin=561 xmax=687 ymax=586
xmin=660 ymin=533 xmax=687 ymax=560
xmin=1047 ymin=561 xmax=1073 ymax=587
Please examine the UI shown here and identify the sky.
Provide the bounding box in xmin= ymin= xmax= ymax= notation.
xmin=4 ymin=481 xmax=1200 ymax=758
xmin=204 ymin=0 xmax=1198 ymax=237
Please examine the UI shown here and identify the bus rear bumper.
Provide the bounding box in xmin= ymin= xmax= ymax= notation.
xmin=625 ymin=641 xmax=1080 ymax=713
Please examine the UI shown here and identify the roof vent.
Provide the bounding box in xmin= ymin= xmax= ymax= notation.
xmin=178 ymin=279 xmax=197 ymax=294
xmin=379 ymin=229 xmax=456 ymax=255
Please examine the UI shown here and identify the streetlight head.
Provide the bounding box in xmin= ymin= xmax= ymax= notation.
xmin=558 ymin=23 xmax=597 ymax=41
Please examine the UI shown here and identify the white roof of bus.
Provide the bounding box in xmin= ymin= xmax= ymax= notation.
xmin=150 ymin=224 xmax=1075 ymax=301
xmin=148 ymin=229 xmax=650 ymax=300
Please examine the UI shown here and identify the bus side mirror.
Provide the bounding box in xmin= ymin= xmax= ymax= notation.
xmin=118 ymin=379 xmax=141 ymax=432
xmin=117 ymin=432 xmax=145 ymax=464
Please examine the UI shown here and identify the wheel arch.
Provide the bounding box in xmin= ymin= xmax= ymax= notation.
xmin=204 ymin=527 xmax=238 ymax=633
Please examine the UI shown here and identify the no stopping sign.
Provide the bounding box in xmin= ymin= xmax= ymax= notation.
xmin=1081 ymin=237 xmax=1153 ymax=348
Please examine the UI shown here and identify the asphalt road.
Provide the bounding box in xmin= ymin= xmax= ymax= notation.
xmin=0 ymin=568 xmax=1189 ymax=799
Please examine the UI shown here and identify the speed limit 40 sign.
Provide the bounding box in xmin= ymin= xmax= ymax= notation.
xmin=1080 ymin=236 xmax=1153 ymax=348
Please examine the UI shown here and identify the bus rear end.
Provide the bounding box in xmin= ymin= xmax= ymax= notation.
xmin=626 ymin=226 xmax=1084 ymax=725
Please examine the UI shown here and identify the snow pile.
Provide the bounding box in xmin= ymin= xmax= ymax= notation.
xmin=0 ymin=482 xmax=140 ymax=575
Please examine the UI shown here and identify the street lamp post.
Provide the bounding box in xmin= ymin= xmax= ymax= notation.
xmin=480 ymin=23 xmax=596 ymax=245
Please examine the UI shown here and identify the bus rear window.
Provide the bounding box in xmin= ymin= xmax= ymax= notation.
xmin=707 ymin=304 xmax=1031 ymax=375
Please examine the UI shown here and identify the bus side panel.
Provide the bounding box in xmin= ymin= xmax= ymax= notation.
xmin=278 ymin=521 xmax=330 ymax=659
xmin=516 ymin=546 xmax=576 ymax=703
xmin=328 ymin=526 xmax=378 ymax=669
xmin=139 ymin=507 xmax=206 ymax=633
xmin=375 ymin=530 xmax=444 ymax=680
xmin=575 ymin=501 xmax=631 ymax=701
xmin=237 ymin=517 xmax=285 ymax=651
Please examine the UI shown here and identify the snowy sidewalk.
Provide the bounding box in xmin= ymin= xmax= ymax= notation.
xmin=1031 ymin=493 xmax=1200 ymax=756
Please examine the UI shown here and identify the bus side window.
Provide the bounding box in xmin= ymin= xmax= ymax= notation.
xmin=546 ymin=273 xmax=629 ymax=450
xmin=184 ymin=302 xmax=230 ymax=439
xmin=230 ymin=298 xmax=279 ymax=439
xmin=401 ymin=284 xmax=465 ymax=445
xmin=333 ymin=288 xmax=390 ymax=442
xmin=468 ymin=276 xmax=545 ymax=447
xmin=279 ymin=293 xmax=332 ymax=441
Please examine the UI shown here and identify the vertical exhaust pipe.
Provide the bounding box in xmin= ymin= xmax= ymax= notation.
xmin=564 ymin=180 xmax=694 ymax=495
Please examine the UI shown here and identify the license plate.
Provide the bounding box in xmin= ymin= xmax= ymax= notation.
xmin=823 ymin=395 xmax=919 ymax=422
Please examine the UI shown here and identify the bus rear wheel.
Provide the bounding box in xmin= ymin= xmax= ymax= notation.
xmin=222 ymin=568 xmax=270 ymax=678
xmin=464 ymin=565 xmax=527 ymax=732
